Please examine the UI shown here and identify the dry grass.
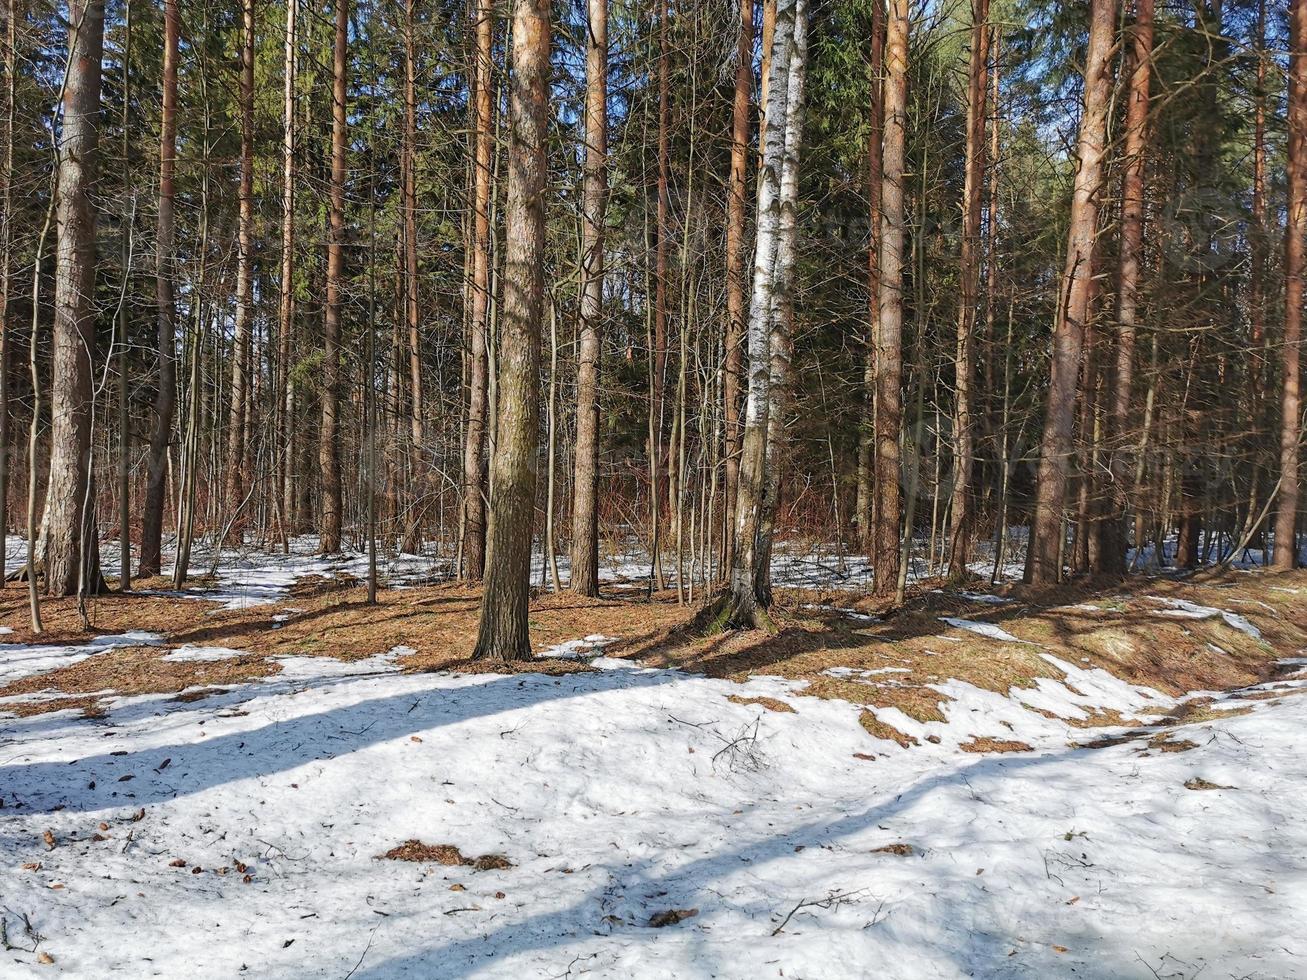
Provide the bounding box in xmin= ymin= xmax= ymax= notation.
xmin=959 ymin=737 xmax=1033 ymax=754
xmin=726 ymin=695 xmax=795 ymax=713
xmin=3 ymin=566 xmax=1305 ymax=742
xmin=379 ymin=841 xmax=512 ymax=870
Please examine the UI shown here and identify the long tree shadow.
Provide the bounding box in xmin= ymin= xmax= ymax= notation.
xmin=344 ymin=739 xmax=1232 ymax=980
xmin=0 ymin=664 xmax=681 ymax=815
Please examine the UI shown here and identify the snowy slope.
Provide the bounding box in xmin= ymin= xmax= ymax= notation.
xmin=2 ymin=645 xmax=1303 ymax=979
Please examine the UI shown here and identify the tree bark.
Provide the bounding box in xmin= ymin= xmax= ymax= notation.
xmin=1276 ymin=0 xmax=1307 ymax=569
xmin=277 ymin=0 xmax=298 ymax=547
xmin=714 ymin=0 xmax=796 ymax=631
xmin=472 ymin=0 xmax=550 ymax=661
xmin=946 ymin=0 xmax=989 ymax=581
xmin=0 ymin=0 xmax=16 ymax=583
xmin=722 ymin=0 xmax=753 ymax=574
xmin=402 ymin=0 xmax=424 ymax=552
xmin=872 ymin=0 xmax=908 ymax=599
xmin=320 ymin=0 xmax=347 ymax=554
xmin=140 ymin=0 xmax=179 ymax=578
xmin=569 ymin=0 xmax=608 ymax=596
xmin=44 ymin=0 xmax=105 ymax=597
xmin=855 ymin=0 xmax=884 ymax=553
xmin=1024 ymin=0 xmax=1116 ymax=585
xmin=223 ymin=0 xmax=255 ymax=546
xmin=1103 ymin=0 xmax=1153 ymax=573
xmin=462 ymin=0 xmax=493 ymax=580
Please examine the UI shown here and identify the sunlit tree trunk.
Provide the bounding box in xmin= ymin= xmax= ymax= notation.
xmin=722 ymin=0 xmax=753 ymax=574
xmin=140 ymin=0 xmax=179 ymax=578
xmin=855 ymin=0 xmax=884 ymax=553
xmin=402 ymin=0 xmax=424 ymax=552
xmin=1276 ymin=0 xmax=1307 ymax=569
xmin=570 ymin=0 xmax=608 ymax=596
xmin=224 ymin=0 xmax=255 ymax=546
xmin=462 ymin=0 xmax=493 ymax=579
xmin=946 ymin=0 xmax=989 ymax=581
xmin=44 ymin=0 xmax=105 ymax=597
xmin=1103 ymin=0 xmax=1153 ymax=573
xmin=1024 ymin=0 xmax=1116 ymax=585
xmin=872 ymin=0 xmax=908 ymax=599
xmin=320 ymin=0 xmax=347 ymax=553
xmin=472 ymin=0 xmax=550 ymax=660
xmin=0 ymin=0 xmax=17 ymax=584
xmin=277 ymin=0 xmax=298 ymax=548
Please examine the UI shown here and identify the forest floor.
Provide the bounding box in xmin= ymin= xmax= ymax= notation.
xmin=0 ymin=539 xmax=1304 ymax=978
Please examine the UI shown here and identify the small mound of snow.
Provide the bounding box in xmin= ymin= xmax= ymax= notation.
xmin=938 ymin=617 xmax=1024 ymax=643
xmin=161 ymin=645 xmax=247 ymax=663
xmin=538 ymin=634 xmax=618 ymax=659
xmin=1145 ymin=596 xmax=1262 ymax=639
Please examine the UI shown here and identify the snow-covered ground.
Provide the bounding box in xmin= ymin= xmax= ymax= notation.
xmin=2 ymin=621 xmax=1304 ymax=977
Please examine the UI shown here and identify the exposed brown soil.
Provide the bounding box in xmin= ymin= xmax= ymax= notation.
xmin=726 ymin=695 xmax=795 ymax=713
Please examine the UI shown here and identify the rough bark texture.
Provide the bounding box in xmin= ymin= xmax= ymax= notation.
xmin=945 ymin=0 xmax=989 ymax=581
xmin=472 ymin=0 xmax=549 ymax=661
xmin=1024 ymin=0 xmax=1116 ymax=585
xmin=569 ymin=0 xmax=608 ymax=596
xmin=855 ymin=0 xmax=884 ymax=552
xmin=223 ymin=0 xmax=255 ymax=545
xmin=462 ymin=0 xmax=493 ymax=580
xmin=1277 ymin=0 xmax=1307 ymax=569
xmin=0 ymin=0 xmax=14 ymax=581
xmin=44 ymin=0 xmax=105 ymax=597
xmin=872 ymin=0 xmax=908 ymax=600
xmin=722 ymin=0 xmax=753 ymax=574
xmin=320 ymin=0 xmax=347 ymax=554
xmin=140 ymin=0 xmax=179 ymax=578
xmin=402 ymin=0 xmax=424 ymax=552
xmin=277 ymin=0 xmax=298 ymax=544
xmin=1103 ymin=0 xmax=1153 ymax=574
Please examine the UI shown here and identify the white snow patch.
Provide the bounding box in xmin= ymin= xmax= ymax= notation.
xmin=937 ymin=617 xmax=1025 ymax=643
xmin=1145 ymin=596 xmax=1263 ymax=639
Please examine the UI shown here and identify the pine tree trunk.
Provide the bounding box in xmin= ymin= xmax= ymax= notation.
xmin=652 ymin=0 xmax=670 ymax=587
xmin=855 ymin=0 xmax=884 ymax=553
xmin=569 ymin=0 xmax=608 ymax=596
xmin=44 ymin=0 xmax=105 ymax=598
xmin=1276 ymin=0 xmax=1307 ymax=570
xmin=1103 ymin=0 xmax=1153 ymax=573
xmin=402 ymin=0 xmax=425 ymax=553
xmin=141 ymin=0 xmax=178 ymax=578
xmin=0 ymin=0 xmax=15 ymax=584
xmin=945 ymin=0 xmax=989 ymax=581
xmin=722 ymin=0 xmax=753 ymax=575
xmin=320 ymin=0 xmax=347 ymax=554
xmin=872 ymin=0 xmax=908 ymax=600
xmin=1024 ymin=0 xmax=1116 ymax=585
xmin=277 ymin=0 xmax=298 ymax=547
xmin=462 ymin=0 xmax=493 ymax=580
xmin=224 ymin=0 xmax=255 ymax=547
xmin=472 ymin=0 xmax=550 ymax=661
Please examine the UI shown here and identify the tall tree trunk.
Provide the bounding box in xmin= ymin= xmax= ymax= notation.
xmin=651 ymin=0 xmax=670 ymax=586
xmin=1276 ymin=0 xmax=1307 ymax=569
xmin=713 ymin=0 xmax=795 ymax=631
xmin=462 ymin=0 xmax=493 ymax=579
xmin=946 ymin=0 xmax=982 ymax=582
xmin=140 ymin=0 xmax=179 ymax=578
xmin=872 ymin=0 xmax=908 ymax=600
xmin=569 ymin=0 xmax=608 ymax=596
xmin=115 ymin=0 xmax=130 ymax=589
xmin=44 ymin=0 xmax=105 ymax=597
xmin=946 ymin=0 xmax=989 ymax=581
xmin=224 ymin=0 xmax=255 ymax=546
xmin=277 ymin=0 xmax=298 ymax=547
xmin=1103 ymin=0 xmax=1153 ymax=573
xmin=855 ymin=0 xmax=884 ymax=553
xmin=0 ymin=0 xmax=16 ymax=584
xmin=1024 ymin=0 xmax=1116 ymax=585
xmin=472 ymin=0 xmax=550 ymax=661
xmin=320 ymin=0 xmax=347 ymax=554
xmin=722 ymin=0 xmax=753 ymax=574
xmin=402 ymin=0 xmax=424 ymax=552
